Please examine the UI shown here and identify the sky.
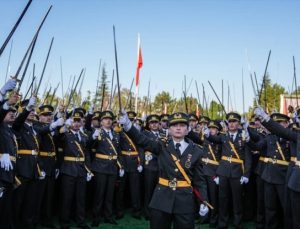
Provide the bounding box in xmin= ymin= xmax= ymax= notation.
xmin=0 ymin=0 xmax=300 ymax=113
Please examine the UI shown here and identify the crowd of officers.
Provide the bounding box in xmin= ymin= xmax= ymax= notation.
xmin=0 ymin=78 xmax=300 ymax=229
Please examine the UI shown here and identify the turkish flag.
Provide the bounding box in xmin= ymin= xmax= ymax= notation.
xmin=135 ymin=34 xmax=143 ymax=87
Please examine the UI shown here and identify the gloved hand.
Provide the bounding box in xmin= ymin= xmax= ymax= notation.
xmin=240 ymin=176 xmax=249 ymax=184
xmin=0 ymin=79 xmax=17 ymax=95
xmin=199 ymin=204 xmax=209 ymax=216
xmin=119 ymin=169 xmax=125 ymax=177
xmin=55 ymin=169 xmax=59 ymax=179
xmin=137 ymin=165 xmax=143 ymax=173
xmin=213 ymin=176 xmax=219 ymax=185
xmin=26 ymin=97 xmax=37 ymax=111
xmin=243 ymin=129 xmax=250 ymax=142
xmin=119 ymin=109 xmax=132 ymax=131
xmin=50 ymin=118 xmax=65 ymax=131
xmin=88 ymin=104 xmax=94 ymax=115
xmin=0 ymin=154 xmax=13 ymax=171
xmin=203 ymin=126 xmax=210 ymax=138
xmin=92 ymin=129 xmax=100 ymax=140
xmin=65 ymin=118 xmax=73 ymax=127
xmin=254 ymin=106 xmax=270 ymax=122
xmin=86 ymin=172 xmax=93 ymax=182
xmin=294 ymin=110 xmax=300 ymax=124
xmin=39 ymin=171 xmax=46 ymax=180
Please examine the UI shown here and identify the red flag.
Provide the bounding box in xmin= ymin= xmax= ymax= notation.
xmin=135 ymin=34 xmax=143 ymax=86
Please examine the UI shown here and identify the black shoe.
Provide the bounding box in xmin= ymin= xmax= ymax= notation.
xmin=104 ymin=218 xmax=118 ymax=225
xmin=91 ymin=220 xmax=100 ymax=227
xmin=77 ymin=224 xmax=91 ymax=229
xmin=115 ymin=212 xmax=124 ymax=219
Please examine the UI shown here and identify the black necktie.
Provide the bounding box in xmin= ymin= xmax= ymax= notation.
xmin=230 ymin=134 xmax=234 ymax=142
xmin=175 ymin=143 xmax=181 ymax=155
xmin=75 ymin=133 xmax=80 ymax=142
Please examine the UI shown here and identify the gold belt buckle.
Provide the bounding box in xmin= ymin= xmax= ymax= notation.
xmin=272 ymin=158 xmax=277 ymax=164
xmin=108 ymin=155 xmax=113 ymax=160
xmin=204 ymin=158 xmax=209 ymax=164
xmin=32 ymin=150 xmax=37 ymax=155
xmin=48 ymin=152 xmax=52 ymax=157
xmin=168 ymin=180 xmax=177 ymax=190
xmin=75 ymin=157 xmax=80 ymax=162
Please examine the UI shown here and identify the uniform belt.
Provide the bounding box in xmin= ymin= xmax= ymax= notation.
xmin=145 ymin=151 xmax=152 ymax=155
xmin=202 ymin=157 xmax=219 ymax=165
xmin=121 ymin=151 xmax=138 ymax=156
xmin=18 ymin=149 xmax=38 ymax=156
xmin=264 ymin=157 xmax=289 ymax=166
xmin=259 ymin=156 xmax=267 ymax=162
xmin=95 ymin=153 xmax=117 ymax=160
xmin=158 ymin=177 xmax=190 ymax=190
xmin=0 ymin=154 xmax=16 ymax=162
xmin=57 ymin=148 xmax=63 ymax=153
xmin=64 ymin=156 xmax=84 ymax=162
xmin=221 ymin=156 xmax=243 ymax=164
xmin=290 ymin=157 xmax=297 ymax=162
xmin=39 ymin=151 xmax=56 ymax=157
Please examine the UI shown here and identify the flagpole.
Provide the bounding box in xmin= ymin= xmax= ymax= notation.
xmin=135 ymin=85 xmax=139 ymax=113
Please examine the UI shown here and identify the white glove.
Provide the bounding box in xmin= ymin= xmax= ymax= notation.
xmin=39 ymin=171 xmax=46 ymax=180
xmin=86 ymin=172 xmax=93 ymax=182
xmin=240 ymin=176 xmax=249 ymax=184
xmin=65 ymin=118 xmax=73 ymax=127
xmin=0 ymin=79 xmax=17 ymax=95
xmin=199 ymin=204 xmax=209 ymax=216
xmin=294 ymin=111 xmax=300 ymax=124
xmin=26 ymin=97 xmax=37 ymax=111
xmin=254 ymin=106 xmax=270 ymax=122
xmin=137 ymin=165 xmax=143 ymax=173
xmin=92 ymin=129 xmax=100 ymax=140
xmin=88 ymin=104 xmax=94 ymax=115
xmin=213 ymin=176 xmax=219 ymax=185
xmin=0 ymin=154 xmax=13 ymax=171
xmin=243 ymin=129 xmax=250 ymax=142
xmin=0 ymin=187 xmax=4 ymax=198
xmin=203 ymin=126 xmax=210 ymax=138
xmin=119 ymin=169 xmax=125 ymax=177
xmin=50 ymin=118 xmax=65 ymax=131
xmin=55 ymin=169 xmax=59 ymax=179
xmin=119 ymin=109 xmax=132 ymax=131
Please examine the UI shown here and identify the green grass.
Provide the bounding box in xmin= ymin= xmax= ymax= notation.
xmin=37 ymin=213 xmax=257 ymax=229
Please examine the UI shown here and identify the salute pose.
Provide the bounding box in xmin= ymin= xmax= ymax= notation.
xmin=119 ymin=110 xmax=209 ymax=229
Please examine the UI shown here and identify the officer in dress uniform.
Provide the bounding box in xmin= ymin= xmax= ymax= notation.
xmin=11 ymin=97 xmax=47 ymax=229
xmin=247 ymin=116 xmax=268 ymax=229
xmin=0 ymin=91 xmax=19 ymax=229
xmin=247 ymin=112 xmax=290 ymax=229
xmin=119 ymin=111 xmax=209 ymax=229
xmin=57 ymin=110 xmax=93 ymax=229
xmin=254 ymin=108 xmax=297 ymax=228
xmin=34 ymin=104 xmax=64 ymax=228
xmin=188 ymin=113 xmax=199 ymax=132
xmin=159 ymin=114 xmax=169 ymax=138
xmin=142 ymin=114 xmax=161 ymax=220
xmin=116 ymin=111 xmax=143 ymax=219
xmin=204 ymin=112 xmax=252 ymax=229
xmin=201 ymin=120 xmax=222 ymax=227
xmin=90 ymin=110 xmax=123 ymax=227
